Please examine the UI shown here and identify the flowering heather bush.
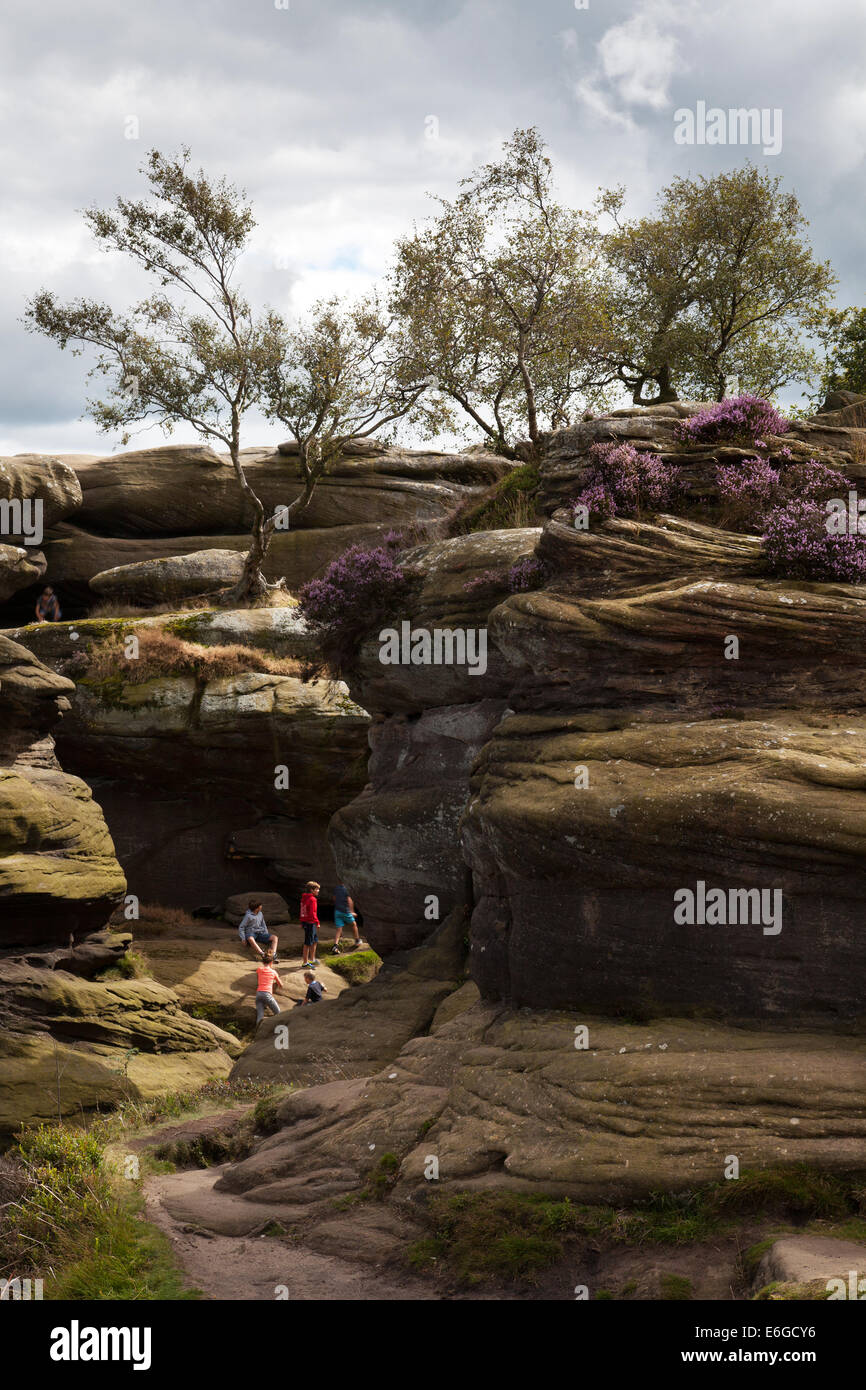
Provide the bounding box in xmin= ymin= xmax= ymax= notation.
xmin=763 ymin=498 xmax=866 ymax=584
xmin=298 ymin=540 xmax=412 ymax=671
xmin=715 ymin=456 xmax=851 ymax=533
xmin=715 ymin=458 xmax=782 ymax=530
xmin=573 ymin=442 xmax=680 ymax=523
xmin=783 ymin=459 xmax=849 ymax=500
xmin=462 ymin=557 xmax=550 ymax=595
xmin=507 ymin=556 xmax=550 ymax=592
xmin=677 ymin=395 xmax=790 ymax=447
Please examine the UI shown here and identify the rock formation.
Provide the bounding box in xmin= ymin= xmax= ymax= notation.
xmin=4 ymin=440 xmax=514 ymax=618
xmin=329 ymin=404 xmax=866 ymax=1025
xmin=2 ymin=609 xmax=370 ymax=908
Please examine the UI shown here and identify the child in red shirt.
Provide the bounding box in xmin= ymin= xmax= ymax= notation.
xmin=300 ymin=880 xmax=320 ymax=969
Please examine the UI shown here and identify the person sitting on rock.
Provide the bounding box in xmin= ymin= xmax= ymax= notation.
xmin=332 ymin=883 xmax=362 ymax=954
xmin=238 ymin=899 xmax=279 ymax=964
xmin=254 ymin=951 xmax=283 ymax=1025
xmin=300 ymin=881 xmax=320 ymax=969
xmin=298 ymin=970 xmax=326 ymax=1005
xmin=35 ymin=585 xmax=61 ymax=622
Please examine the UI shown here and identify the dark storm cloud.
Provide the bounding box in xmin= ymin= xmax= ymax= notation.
xmin=1 ymin=0 xmax=864 ymax=450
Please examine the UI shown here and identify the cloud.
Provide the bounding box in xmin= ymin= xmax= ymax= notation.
xmin=598 ymin=10 xmax=680 ymax=111
xmin=1 ymin=0 xmax=865 ymax=450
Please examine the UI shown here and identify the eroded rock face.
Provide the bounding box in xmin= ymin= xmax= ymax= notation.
xmin=0 ymin=544 xmax=46 ymax=602
xmin=0 ymin=454 xmax=82 ymax=539
xmin=328 ymin=530 xmax=540 ymax=954
xmin=4 ymin=612 xmax=370 ymax=909
xmin=0 ymin=930 xmax=240 ymax=1135
xmin=9 ymin=442 xmax=515 ymax=617
xmin=89 ymin=549 xmax=247 ymax=604
xmin=326 ymin=406 xmax=866 ymax=1023
xmin=0 ymin=635 xmax=126 ymax=944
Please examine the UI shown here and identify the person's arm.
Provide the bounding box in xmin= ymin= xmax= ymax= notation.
xmin=347 ymin=896 xmax=355 ymax=916
xmin=273 ymin=972 xmax=283 ymax=991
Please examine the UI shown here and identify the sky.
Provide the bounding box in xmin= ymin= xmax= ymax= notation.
xmin=1 ymin=0 xmax=865 ymax=455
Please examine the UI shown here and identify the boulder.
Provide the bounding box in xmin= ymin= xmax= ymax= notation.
xmin=0 ymin=454 xmax=82 ymax=541
xmin=67 ymin=442 xmax=512 ymax=537
xmin=41 ymin=522 xmax=402 ymax=603
xmin=0 ymin=941 xmax=241 ymax=1135
xmin=754 ymin=1236 xmax=866 ymax=1298
xmin=89 ymin=549 xmax=246 ymax=604
xmin=0 ymin=543 xmax=45 ymax=601
xmin=224 ymin=891 xmax=291 ymax=927
xmin=38 ymin=634 xmax=369 ymax=909
xmin=0 ymin=635 xmax=126 ymax=945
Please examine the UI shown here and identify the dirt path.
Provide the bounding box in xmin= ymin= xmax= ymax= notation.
xmin=144 ymin=1167 xmax=447 ymax=1301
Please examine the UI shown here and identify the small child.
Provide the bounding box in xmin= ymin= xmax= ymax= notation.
xmin=300 ymin=880 xmax=320 ymax=969
xmin=300 ymin=970 xmax=326 ymax=1005
xmin=254 ymin=951 xmax=283 ymax=1025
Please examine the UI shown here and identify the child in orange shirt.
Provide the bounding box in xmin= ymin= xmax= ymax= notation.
xmin=254 ymin=952 xmax=283 ymax=1024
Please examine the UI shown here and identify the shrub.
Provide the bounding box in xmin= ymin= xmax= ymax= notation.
xmin=716 ymin=458 xmax=782 ymax=530
xmin=298 ymin=539 xmax=413 ymax=673
xmin=677 ymin=394 xmax=790 ymax=446
xmin=67 ymin=628 xmax=303 ymax=691
xmin=783 ymin=459 xmax=849 ymax=500
xmin=573 ymin=441 xmax=680 ymax=523
xmin=463 ymin=557 xmax=550 ymax=595
xmin=763 ymin=498 xmax=866 ymax=583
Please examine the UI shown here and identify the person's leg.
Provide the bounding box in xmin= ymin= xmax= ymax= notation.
xmin=256 ymin=992 xmax=265 ymax=1024
xmin=269 ymin=933 xmax=279 ymax=962
xmin=309 ymin=930 xmax=318 ymax=963
xmin=266 ymin=994 xmax=281 ymax=1016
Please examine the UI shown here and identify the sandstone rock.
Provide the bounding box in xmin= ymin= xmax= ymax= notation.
xmin=0 ymin=635 xmax=126 ymax=945
xmin=43 ymin=655 xmax=368 ymax=910
xmin=90 ymin=549 xmax=247 ymax=604
xmin=754 ymin=1236 xmax=866 ymax=1298
xmin=68 ymin=443 xmax=510 ymax=537
xmin=347 ymin=528 xmax=541 ymax=714
xmin=41 ymin=522 xmax=401 ymax=603
xmin=224 ymin=891 xmax=290 ymax=927
xmin=168 ymin=1002 xmax=866 ymax=1217
xmin=0 ymin=543 xmax=45 ymax=601
xmin=0 ymin=454 xmax=82 ymax=540
xmin=0 ymin=946 xmax=241 ymax=1135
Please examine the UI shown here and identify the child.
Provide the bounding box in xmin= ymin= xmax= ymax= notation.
xmin=254 ymin=951 xmax=283 ymax=1025
xmin=300 ymin=880 xmax=320 ymax=969
xmin=238 ymin=899 xmax=279 ymax=964
xmin=300 ymin=970 xmax=326 ymax=1004
xmin=332 ymin=884 xmax=362 ymax=953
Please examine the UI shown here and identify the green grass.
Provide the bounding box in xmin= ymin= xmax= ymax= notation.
xmin=320 ymin=948 xmax=381 ymax=985
xmin=660 ymin=1273 xmax=693 ymax=1301
xmin=405 ymin=1166 xmax=866 ymax=1289
xmin=0 ymin=1124 xmax=197 ymax=1300
xmin=455 ymin=463 xmax=540 ymax=533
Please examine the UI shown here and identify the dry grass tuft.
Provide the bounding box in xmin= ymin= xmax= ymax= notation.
xmin=74 ymin=627 xmax=304 ymax=688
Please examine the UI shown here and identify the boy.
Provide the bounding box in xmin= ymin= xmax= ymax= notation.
xmin=35 ymin=585 xmax=61 ymax=622
xmin=238 ymin=899 xmax=279 ymax=964
xmin=299 ymin=970 xmax=326 ymax=1005
xmin=300 ymin=880 xmax=320 ymax=969
xmin=254 ymin=951 xmax=283 ymax=1025
xmin=332 ymin=883 xmax=362 ymax=953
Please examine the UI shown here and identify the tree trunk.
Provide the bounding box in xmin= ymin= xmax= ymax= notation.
xmin=632 ymin=363 xmax=679 ymax=405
